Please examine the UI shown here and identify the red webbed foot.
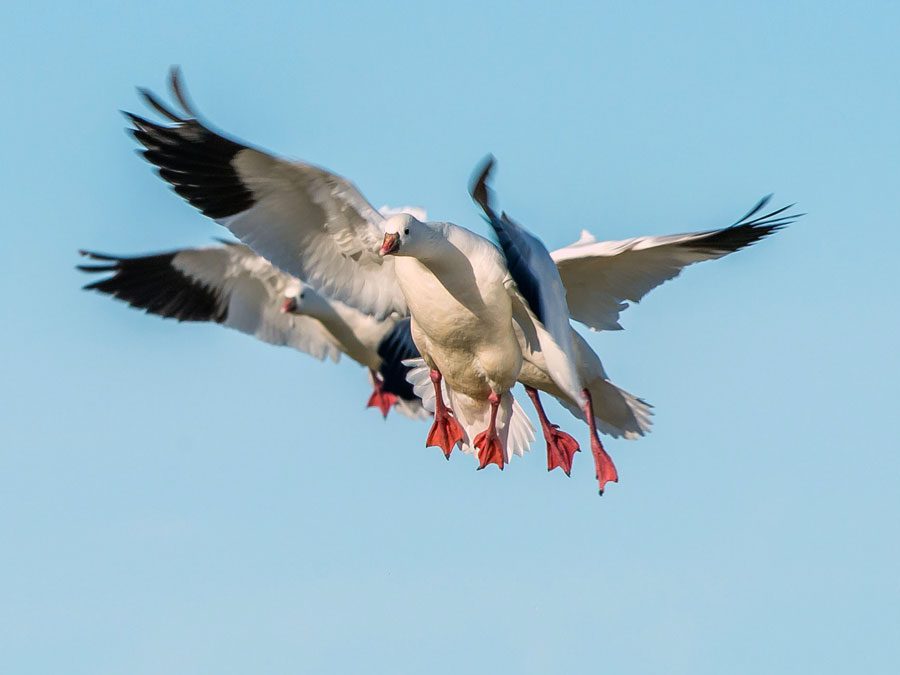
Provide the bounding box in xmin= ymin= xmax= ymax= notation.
xmin=427 ymin=414 xmax=465 ymax=458
xmin=475 ymin=391 xmax=505 ymax=470
xmin=366 ymin=369 xmax=398 ymax=418
xmin=524 ymin=387 xmax=579 ymax=476
xmin=544 ymin=426 xmax=580 ymax=476
xmin=591 ymin=437 xmax=618 ymax=495
xmin=582 ymin=387 xmax=619 ymax=495
xmin=474 ymin=429 xmax=505 ymax=470
xmin=367 ymin=388 xmax=398 ymax=418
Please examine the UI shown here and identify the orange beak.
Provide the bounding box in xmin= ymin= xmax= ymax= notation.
xmin=379 ymin=232 xmax=400 ymax=256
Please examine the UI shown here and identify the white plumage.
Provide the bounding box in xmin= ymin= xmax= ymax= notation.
xmin=551 ymin=196 xmax=796 ymax=331
xmin=119 ymin=68 xmax=796 ymax=488
xmin=78 ymin=242 xmax=427 ymax=419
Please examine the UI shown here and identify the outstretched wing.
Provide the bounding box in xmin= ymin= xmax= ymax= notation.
xmin=470 ymin=156 xmax=582 ymax=404
xmin=125 ymin=67 xmax=406 ymax=318
xmin=552 ymin=196 xmax=800 ymax=330
xmin=78 ymin=243 xmax=342 ymax=361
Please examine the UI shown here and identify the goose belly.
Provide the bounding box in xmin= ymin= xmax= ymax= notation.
xmin=398 ymin=260 xmax=521 ymax=398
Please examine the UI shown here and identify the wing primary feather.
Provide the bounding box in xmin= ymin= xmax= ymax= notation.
xmin=78 ymin=250 xmax=227 ymax=323
xmin=125 ymin=69 xmax=407 ymax=319
xmin=469 ymin=154 xmax=496 ymax=218
xmin=469 ymin=156 xmax=584 ymax=403
xmin=168 ymin=65 xmax=200 ymax=118
xmin=680 ymin=197 xmax=802 ymax=254
xmin=76 ymin=263 xmax=118 ymax=272
xmin=78 ymin=249 xmax=120 ymax=261
xmin=137 ymin=87 xmax=186 ymax=123
xmin=732 ymin=194 xmax=772 ymax=224
xmin=468 ymin=154 xmax=545 ymax=323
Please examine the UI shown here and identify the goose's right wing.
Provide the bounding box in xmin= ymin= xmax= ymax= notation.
xmin=78 ymin=243 xmax=342 ymax=361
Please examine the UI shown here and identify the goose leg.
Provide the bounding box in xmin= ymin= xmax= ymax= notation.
xmin=425 ymin=369 xmax=464 ymax=458
xmin=525 ymin=387 xmax=580 ymax=476
xmin=366 ymin=369 xmax=398 ymax=418
xmin=474 ymin=391 xmax=505 ymax=470
xmin=582 ymin=388 xmax=619 ymax=495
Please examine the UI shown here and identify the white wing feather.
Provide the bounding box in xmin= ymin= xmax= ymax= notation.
xmin=403 ymin=358 xmax=535 ymax=462
xmin=551 ymin=197 xmax=794 ymax=331
xmin=128 ymin=71 xmax=407 ymax=319
xmin=171 ymin=245 xmax=343 ymax=361
xmin=220 ymin=151 xmax=406 ymax=319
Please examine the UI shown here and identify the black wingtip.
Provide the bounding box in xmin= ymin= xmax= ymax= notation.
xmin=138 ymin=86 xmax=186 ymax=123
xmin=468 ymin=154 xmax=496 ymax=211
xmin=684 ymin=196 xmax=802 ymax=255
xmin=76 ymin=248 xmax=227 ymax=323
xmin=76 ymin=263 xmax=118 ymax=273
xmin=78 ymin=249 xmax=119 ymax=261
xmin=733 ymin=195 xmax=804 ymax=230
xmin=168 ymin=65 xmax=198 ymax=118
xmin=733 ymin=194 xmax=773 ymax=225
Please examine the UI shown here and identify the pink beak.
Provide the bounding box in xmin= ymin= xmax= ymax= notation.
xmin=379 ymin=232 xmax=400 ymax=256
xmin=281 ymin=297 xmax=297 ymax=313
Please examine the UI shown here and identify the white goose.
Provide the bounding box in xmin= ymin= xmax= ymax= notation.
xmin=468 ymin=158 xmax=644 ymax=489
xmin=124 ymin=68 xmax=796 ymax=488
xmin=126 ymin=69 xmax=591 ymax=469
xmin=78 ymin=242 xmax=426 ymax=418
xmin=467 ymin=158 xmax=798 ymax=489
xmin=377 ymin=211 xmax=570 ymax=469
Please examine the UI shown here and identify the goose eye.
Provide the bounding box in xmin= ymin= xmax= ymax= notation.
xmin=404 ymin=228 xmax=410 ymax=235
xmin=299 ymin=292 xmax=305 ymax=299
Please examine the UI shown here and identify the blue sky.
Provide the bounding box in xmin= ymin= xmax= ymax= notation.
xmin=1 ymin=2 xmax=899 ymax=673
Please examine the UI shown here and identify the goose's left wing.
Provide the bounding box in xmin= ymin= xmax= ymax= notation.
xmin=551 ymin=196 xmax=800 ymax=331
xmin=125 ymin=67 xmax=406 ymax=319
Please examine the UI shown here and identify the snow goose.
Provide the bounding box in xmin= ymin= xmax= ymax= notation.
xmin=469 ymin=158 xmax=629 ymax=492
xmin=470 ymin=158 xmax=800 ymax=490
xmin=378 ymin=212 xmax=544 ymax=468
xmin=125 ymin=69 xmax=567 ymax=468
xmin=125 ymin=67 xmax=406 ymax=321
xmin=78 ymin=242 xmax=426 ymax=418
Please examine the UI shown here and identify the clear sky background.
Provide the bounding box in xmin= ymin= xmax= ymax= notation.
xmin=1 ymin=2 xmax=898 ymax=673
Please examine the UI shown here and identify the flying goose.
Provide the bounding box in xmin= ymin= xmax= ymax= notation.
xmin=78 ymin=242 xmax=426 ymax=418
xmin=468 ymin=158 xmax=799 ymax=489
xmin=123 ymin=68 xmax=798 ymax=489
xmin=125 ymin=68 xmax=584 ymax=469
xmin=470 ymin=158 xmax=639 ymax=490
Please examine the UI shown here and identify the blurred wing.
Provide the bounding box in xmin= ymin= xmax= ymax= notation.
xmin=470 ymin=156 xmax=582 ymax=403
xmin=552 ymin=196 xmax=800 ymax=331
xmin=126 ymin=67 xmax=406 ymax=318
xmin=78 ymin=243 xmax=342 ymax=361
xmin=375 ymin=318 xmax=422 ymax=403
xmin=378 ymin=205 xmax=428 ymax=221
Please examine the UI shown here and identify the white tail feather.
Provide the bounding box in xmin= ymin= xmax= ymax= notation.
xmin=508 ymin=395 xmax=537 ymax=457
xmin=559 ymin=377 xmax=654 ymax=440
xmin=403 ymin=358 xmax=438 ymax=413
xmin=404 ymin=358 xmax=535 ymax=463
xmin=393 ymin=398 xmax=432 ymax=420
